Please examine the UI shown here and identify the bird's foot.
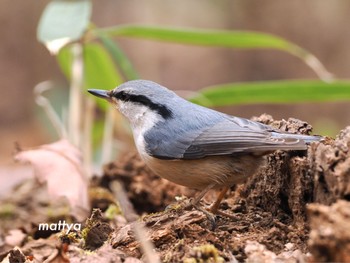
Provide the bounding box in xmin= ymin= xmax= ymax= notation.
xmin=193 ymin=203 xmax=217 ymax=229
xmin=208 ymin=197 xmax=240 ymax=221
xmin=214 ymin=209 xmax=240 ymax=221
xmin=164 ymin=195 xmax=191 ymax=211
xmin=165 ymin=197 xmax=217 ymax=228
xmin=192 ymin=202 xmax=240 ymax=227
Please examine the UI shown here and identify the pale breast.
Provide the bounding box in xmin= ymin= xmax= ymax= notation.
xmin=140 ymin=152 xmax=264 ymax=190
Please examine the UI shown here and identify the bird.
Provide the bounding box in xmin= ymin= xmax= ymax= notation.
xmin=88 ymin=80 xmax=321 ymax=215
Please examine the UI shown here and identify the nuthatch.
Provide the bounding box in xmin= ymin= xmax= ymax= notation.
xmin=88 ymin=80 xmax=320 ymax=215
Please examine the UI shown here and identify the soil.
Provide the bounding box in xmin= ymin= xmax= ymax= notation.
xmin=1 ymin=114 xmax=350 ymax=262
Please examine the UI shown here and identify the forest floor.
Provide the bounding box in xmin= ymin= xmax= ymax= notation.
xmin=0 ymin=115 xmax=350 ymax=263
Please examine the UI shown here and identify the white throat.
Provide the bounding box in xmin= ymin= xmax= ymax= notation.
xmin=116 ymin=100 xmax=160 ymax=140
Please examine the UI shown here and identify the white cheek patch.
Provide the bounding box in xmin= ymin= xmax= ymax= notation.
xmin=115 ymin=100 xmax=160 ymax=140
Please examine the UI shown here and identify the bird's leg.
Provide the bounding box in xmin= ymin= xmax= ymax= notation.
xmin=166 ymin=183 xmax=215 ymax=211
xmin=171 ymin=183 xmax=232 ymax=227
xmin=190 ymin=183 xmax=216 ymax=207
xmin=210 ymin=186 xmax=240 ymax=220
xmin=209 ymin=186 xmax=229 ymax=214
xmin=188 ymin=183 xmax=217 ymax=227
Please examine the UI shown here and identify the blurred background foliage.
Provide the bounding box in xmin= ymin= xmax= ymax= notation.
xmin=1 ymin=0 xmax=350 ymax=167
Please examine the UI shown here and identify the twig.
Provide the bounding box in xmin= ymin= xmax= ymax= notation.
xmin=34 ymin=81 xmax=67 ymax=139
xmin=110 ymin=181 xmax=161 ymax=263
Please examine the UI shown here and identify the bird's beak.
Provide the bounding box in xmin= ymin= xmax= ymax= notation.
xmin=88 ymin=89 xmax=111 ymax=100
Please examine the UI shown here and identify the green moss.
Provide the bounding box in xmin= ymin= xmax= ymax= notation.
xmin=184 ymin=244 xmax=224 ymax=263
xmin=0 ymin=203 xmax=16 ymax=218
xmin=104 ymin=203 xmax=122 ymax=220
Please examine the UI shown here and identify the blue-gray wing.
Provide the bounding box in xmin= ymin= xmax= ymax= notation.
xmin=182 ymin=118 xmax=310 ymax=159
xmin=145 ymin=116 xmax=315 ymax=160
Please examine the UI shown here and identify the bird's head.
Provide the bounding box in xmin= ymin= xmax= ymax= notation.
xmin=88 ymin=80 xmax=175 ymax=131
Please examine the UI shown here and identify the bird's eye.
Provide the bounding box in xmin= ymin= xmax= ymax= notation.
xmin=116 ymin=91 xmax=130 ymax=101
xmin=120 ymin=93 xmax=126 ymax=100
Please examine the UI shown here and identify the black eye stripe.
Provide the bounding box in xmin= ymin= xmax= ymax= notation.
xmin=114 ymin=91 xmax=129 ymax=101
xmin=113 ymin=91 xmax=173 ymax=119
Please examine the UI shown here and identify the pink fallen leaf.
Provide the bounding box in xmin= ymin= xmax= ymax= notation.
xmin=14 ymin=139 xmax=89 ymax=215
xmin=4 ymin=229 xmax=26 ymax=247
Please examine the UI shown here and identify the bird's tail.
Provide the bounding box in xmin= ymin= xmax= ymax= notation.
xmin=271 ymin=132 xmax=323 ymax=144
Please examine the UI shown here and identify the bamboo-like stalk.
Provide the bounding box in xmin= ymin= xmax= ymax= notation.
xmin=101 ymin=106 xmax=115 ymax=164
xmin=68 ymin=44 xmax=84 ymax=148
xmin=83 ymin=96 xmax=95 ymax=177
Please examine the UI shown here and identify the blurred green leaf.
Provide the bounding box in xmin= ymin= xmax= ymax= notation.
xmin=99 ymin=35 xmax=139 ymax=80
xmin=57 ymin=43 xmax=123 ymax=109
xmin=83 ymin=43 xmax=123 ymax=90
xmin=37 ymin=0 xmax=92 ymax=54
xmin=95 ymin=25 xmax=332 ymax=81
xmin=190 ymin=80 xmax=350 ymax=107
xmin=56 ymin=46 xmax=73 ymax=79
xmin=97 ymin=25 xmax=298 ymax=50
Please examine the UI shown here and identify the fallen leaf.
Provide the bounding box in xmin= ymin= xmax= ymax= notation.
xmin=14 ymin=139 xmax=89 ymax=215
xmin=4 ymin=229 xmax=26 ymax=247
